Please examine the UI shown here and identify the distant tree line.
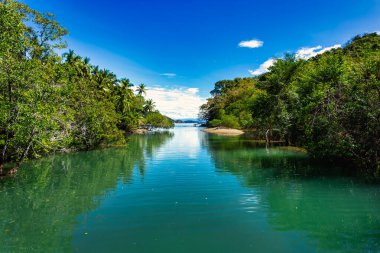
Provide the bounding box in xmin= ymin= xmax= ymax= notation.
xmin=0 ymin=0 xmax=173 ymax=170
xmin=200 ymin=33 xmax=380 ymax=180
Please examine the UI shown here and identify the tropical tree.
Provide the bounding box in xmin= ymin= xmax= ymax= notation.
xmin=0 ymin=0 xmax=173 ymax=173
xmin=136 ymin=83 xmax=146 ymax=96
xmin=144 ymin=99 xmax=155 ymax=115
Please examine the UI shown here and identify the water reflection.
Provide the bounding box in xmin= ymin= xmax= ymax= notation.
xmin=1 ymin=128 xmax=379 ymax=253
xmin=239 ymin=192 xmax=261 ymax=213
xmin=0 ymin=131 xmax=173 ymax=253
xmin=204 ymin=133 xmax=380 ymax=253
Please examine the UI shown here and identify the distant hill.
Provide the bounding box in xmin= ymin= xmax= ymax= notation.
xmin=174 ymin=119 xmax=203 ymax=124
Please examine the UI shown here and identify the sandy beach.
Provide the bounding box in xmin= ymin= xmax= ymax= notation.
xmin=202 ymin=127 xmax=244 ymax=136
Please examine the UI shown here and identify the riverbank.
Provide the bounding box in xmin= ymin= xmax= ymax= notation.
xmin=131 ymin=128 xmax=150 ymax=135
xmin=202 ymin=127 xmax=244 ymax=136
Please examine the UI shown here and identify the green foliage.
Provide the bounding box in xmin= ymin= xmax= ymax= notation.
xmin=0 ymin=0 xmax=172 ymax=167
xmin=209 ymin=115 xmax=240 ymax=129
xmin=201 ymin=33 xmax=380 ymax=180
xmin=209 ymin=119 xmax=222 ymax=127
xmin=200 ymin=78 xmax=259 ymax=129
xmin=145 ymin=111 xmax=174 ymax=129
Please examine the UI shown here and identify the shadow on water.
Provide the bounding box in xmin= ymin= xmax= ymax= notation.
xmin=0 ymin=131 xmax=173 ymax=253
xmin=203 ymin=133 xmax=380 ymax=253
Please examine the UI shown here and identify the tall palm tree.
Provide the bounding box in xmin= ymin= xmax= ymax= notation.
xmin=144 ymin=99 xmax=155 ymax=114
xmin=115 ymin=79 xmax=135 ymax=114
xmin=136 ymin=83 xmax=146 ymax=96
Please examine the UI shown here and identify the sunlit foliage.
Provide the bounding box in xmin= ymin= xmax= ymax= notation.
xmin=0 ymin=0 xmax=173 ymax=169
xmin=201 ymin=33 xmax=380 ymax=180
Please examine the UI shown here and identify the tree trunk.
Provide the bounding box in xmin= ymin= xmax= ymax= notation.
xmin=266 ymin=129 xmax=270 ymax=143
xmin=17 ymin=128 xmax=36 ymax=167
xmin=1 ymin=143 xmax=8 ymax=165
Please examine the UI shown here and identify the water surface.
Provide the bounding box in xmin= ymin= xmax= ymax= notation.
xmin=1 ymin=126 xmax=379 ymax=252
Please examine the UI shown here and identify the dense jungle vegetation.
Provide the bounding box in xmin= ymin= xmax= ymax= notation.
xmin=0 ymin=0 xmax=173 ymax=170
xmin=200 ymin=33 xmax=380 ymax=180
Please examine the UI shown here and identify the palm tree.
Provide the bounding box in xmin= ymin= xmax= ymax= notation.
xmin=136 ymin=83 xmax=146 ymax=96
xmin=92 ymin=65 xmax=100 ymax=76
xmin=120 ymin=78 xmax=134 ymax=88
xmin=115 ymin=79 xmax=135 ymax=114
xmin=83 ymin=57 xmax=90 ymax=65
xmin=144 ymin=99 xmax=155 ymax=114
xmin=93 ymin=69 xmax=117 ymax=92
xmin=75 ymin=57 xmax=91 ymax=78
xmin=63 ymin=49 xmax=79 ymax=64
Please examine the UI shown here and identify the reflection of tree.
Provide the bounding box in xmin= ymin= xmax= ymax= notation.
xmin=0 ymin=131 xmax=173 ymax=252
xmin=127 ymin=131 xmax=174 ymax=177
xmin=204 ymin=133 xmax=380 ymax=253
xmin=204 ymin=134 xmax=314 ymax=185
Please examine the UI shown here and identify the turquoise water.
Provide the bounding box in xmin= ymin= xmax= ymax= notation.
xmin=0 ymin=126 xmax=379 ymax=253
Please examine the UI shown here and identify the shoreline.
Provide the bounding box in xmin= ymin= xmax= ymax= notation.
xmin=202 ymin=127 xmax=244 ymax=136
xmin=131 ymin=128 xmax=150 ymax=135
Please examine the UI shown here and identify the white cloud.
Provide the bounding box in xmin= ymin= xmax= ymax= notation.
xmin=296 ymin=44 xmax=341 ymax=60
xmin=239 ymin=39 xmax=264 ymax=48
xmin=144 ymin=86 xmax=206 ymax=119
xmin=187 ymin=88 xmax=199 ymax=94
xmin=160 ymin=73 xmax=177 ymax=78
xmin=248 ymin=58 xmax=276 ymax=76
xmin=295 ymin=45 xmax=322 ymax=59
xmin=376 ymin=31 xmax=380 ymax=35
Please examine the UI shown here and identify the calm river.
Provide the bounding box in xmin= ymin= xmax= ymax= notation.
xmin=1 ymin=126 xmax=379 ymax=252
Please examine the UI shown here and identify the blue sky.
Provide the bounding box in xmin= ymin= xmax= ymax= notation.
xmin=23 ymin=0 xmax=380 ymax=118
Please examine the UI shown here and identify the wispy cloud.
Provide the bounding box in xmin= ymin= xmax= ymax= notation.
xmin=144 ymin=86 xmax=206 ymax=119
xmin=296 ymin=44 xmax=341 ymax=60
xmin=160 ymin=73 xmax=177 ymax=78
xmin=248 ymin=44 xmax=341 ymax=76
xmin=239 ymin=39 xmax=264 ymax=49
xmin=248 ymin=58 xmax=276 ymax=76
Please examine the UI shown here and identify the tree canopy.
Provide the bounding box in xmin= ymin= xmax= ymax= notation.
xmin=200 ymin=33 xmax=380 ymax=180
xmin=0 ymin=0 xmax=173 ymax=170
